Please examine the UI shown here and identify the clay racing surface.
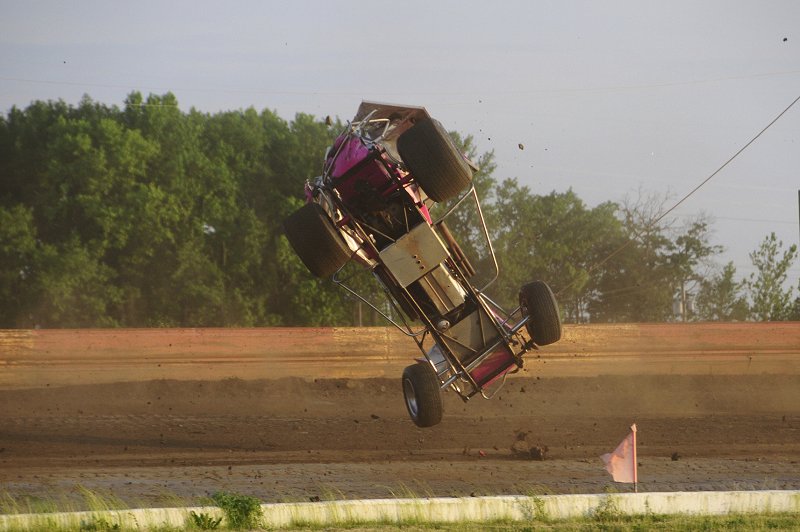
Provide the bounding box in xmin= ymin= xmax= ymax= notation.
xmin=1 ymin=325 xmax=799 ymax=509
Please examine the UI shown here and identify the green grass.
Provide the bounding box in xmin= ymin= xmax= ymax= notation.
xmin=210 ymin=491 xmax=262 ymax=529
xmin=0 ymin=488 xmax=213 ymax=516
xmin=0 ymin=486 xmax=128 ymax=516
xmin=277 ymin=513 xmax=800 ymax=530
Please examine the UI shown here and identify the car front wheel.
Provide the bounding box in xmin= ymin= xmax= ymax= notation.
xmin=283 ymin=202 xmax=351 ymax=278
xmin=402 ymin=362 xmax=443 ymax=427
xmin=519 ymin=280 xmax=562 ymax=346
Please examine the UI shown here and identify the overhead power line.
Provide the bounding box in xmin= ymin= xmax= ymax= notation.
xmin=3 ymin=68 xmax=800 ymax=98
xmin=671 ymin=213 xmax=797 ymax=225
xmin=558 ymin=92 xmax=800 ymax=296
xmin=651 ymin=94 xmax=800 ymax=227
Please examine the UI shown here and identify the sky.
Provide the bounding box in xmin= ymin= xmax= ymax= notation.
xmin=1 ymin=0 xmax=799 ymax=286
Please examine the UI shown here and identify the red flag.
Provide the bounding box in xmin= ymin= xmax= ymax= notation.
xmin=600 ymin=424 xmax=638 ymax=484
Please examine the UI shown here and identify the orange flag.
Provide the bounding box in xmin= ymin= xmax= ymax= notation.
xmin=600 ymin=423 xmax=638 ymax=484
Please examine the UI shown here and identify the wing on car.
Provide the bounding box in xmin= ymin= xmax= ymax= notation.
xmin=353 ymin=101 xmax=431 ymax=124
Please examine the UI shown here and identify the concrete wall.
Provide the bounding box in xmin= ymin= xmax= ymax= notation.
xmin=1 ymin=491 xmax=799 ymax=530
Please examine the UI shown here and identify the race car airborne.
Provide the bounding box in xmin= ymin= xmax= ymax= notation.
xmin=284 ymin=102 xmax=562 ymax=427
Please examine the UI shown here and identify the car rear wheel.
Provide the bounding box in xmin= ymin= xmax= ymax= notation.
xmin=402 ymin=363 xmax=443 ymax=427
xmin=519 ymin=281 xmax=562 ymax=346
xmin=397 ymin=118 xmax=473 ymax=203
xmin=283 ymin=202 xmax=351 ymax=278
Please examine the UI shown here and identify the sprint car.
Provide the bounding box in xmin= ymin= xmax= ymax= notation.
xmin=284 ymin=102 xmax=561 ymax=427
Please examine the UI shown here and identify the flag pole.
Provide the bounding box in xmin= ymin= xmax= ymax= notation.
xmin=631 ymin=423 xmax=638 ymax=493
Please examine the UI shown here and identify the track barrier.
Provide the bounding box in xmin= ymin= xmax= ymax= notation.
xmin=1 ymin=491 xmax=799 ymax=530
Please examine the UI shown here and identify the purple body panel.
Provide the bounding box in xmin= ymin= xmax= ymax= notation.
xmin=469 ymin=348 xmax=515 ymax=387
xmin=328 ymin=136 xmax=392 ymax=210
xmin=329 ymin=136 xmax=372 ymax=179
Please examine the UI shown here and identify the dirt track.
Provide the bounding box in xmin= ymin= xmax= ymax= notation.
xmin=1 ymin=325 xmax=799 ymax=509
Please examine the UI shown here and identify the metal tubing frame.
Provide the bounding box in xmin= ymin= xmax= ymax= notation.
xmin=333 ymin=265 xmax=427 ymax=338
xmin=432 ymin=186 xmax=500 ymax=292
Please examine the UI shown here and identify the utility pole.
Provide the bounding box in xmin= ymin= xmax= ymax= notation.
xmin=680 ymin=281 xmax=687 ymax=322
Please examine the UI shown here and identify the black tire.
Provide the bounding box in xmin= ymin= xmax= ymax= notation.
xmin=283 ymin=202 xmax=350 ymax=278
xmin=397 ymin=118 xmax=473 ymax=203
xmin=519 ymin=281 xmax=562 ymax=346
xmin=402 ymin=363 xmax=443 ymax=427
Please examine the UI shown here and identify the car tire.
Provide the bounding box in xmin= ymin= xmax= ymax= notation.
xmin=402 ymin=362 xmax=443 ymax=427
xmin=397 ymin=118 xmax=473 ymax=203
xmin=283 ymin=202 xmax=351 ymax=278
xmin=519 ymin=281 xmax=562 ymax=346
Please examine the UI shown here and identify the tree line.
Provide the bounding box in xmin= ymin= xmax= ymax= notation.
xmin=0 ymin=93 xmax=797 ymax=328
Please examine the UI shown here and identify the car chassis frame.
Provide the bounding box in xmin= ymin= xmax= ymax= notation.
xmin=285 ymin=102 xmax=561 ymax=425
